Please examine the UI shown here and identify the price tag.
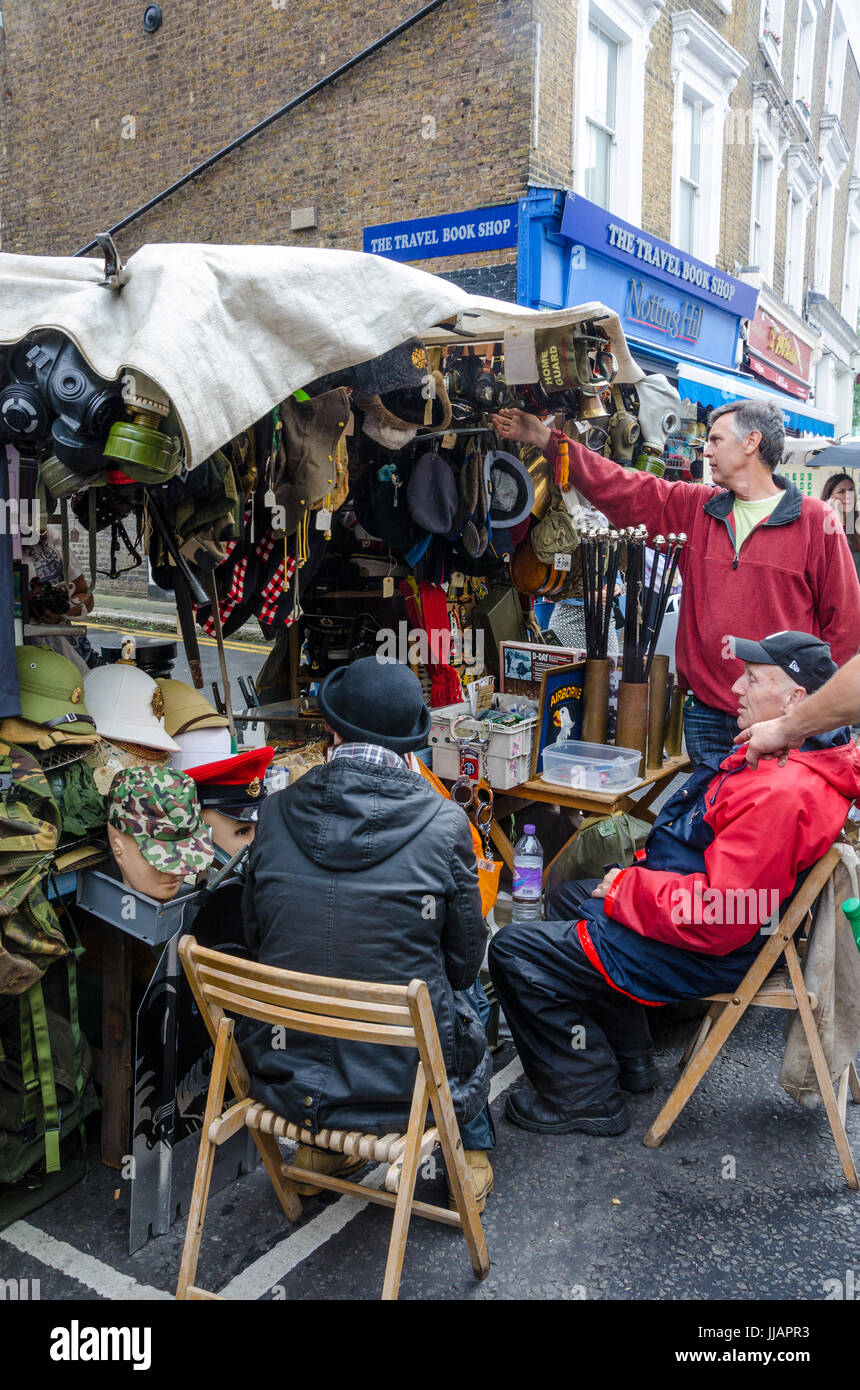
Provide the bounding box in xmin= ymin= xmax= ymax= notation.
xmin=441 ymin=432 xmax=457 ymax=450
xmin=382 ymin=575 xmax=395 ymax=597
xmin=263 ymin=488 xmax=276 ymax=509
xmin=554 ymin=552 xmax=572 ymax=572
xmin=315 ymin=507 xmax=332 ymax=531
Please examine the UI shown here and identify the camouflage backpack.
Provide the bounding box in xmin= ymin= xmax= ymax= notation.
xmin=0 ymin=746 xmax=67 ymax=996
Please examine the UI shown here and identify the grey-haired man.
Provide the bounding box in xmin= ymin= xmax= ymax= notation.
xmin=492 ymin=398 xmax=860 ymax=767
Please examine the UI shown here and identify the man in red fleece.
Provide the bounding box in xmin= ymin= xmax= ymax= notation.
xmin=491 ymin=400 xmax=860 ymax=766
xmin=489 ymin=631 xmax=860 ymax=1136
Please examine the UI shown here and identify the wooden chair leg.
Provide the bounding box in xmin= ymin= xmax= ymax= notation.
xmin=413 ymin=990 xmax=490 ymax=1281
xmin=251 ymin=1128 xmax=303 ymax=1223
xmin=643 ymin=991 xmax=762 ymax=1148
xmin=848 ymin=1062 xmax=860 ymax=1104
xmin=176 ymin=1017 xmax=234 ymax=1300
xmin=678 ymin=1003 xmax=723 ymax=1069
xmin=837 ymin=1069 xmax=849 ymax=1127
xmin=381 ymin=1070 xmax=429 ymax=1301
xmin=784 ymin=942 xmax=859 ymax=1190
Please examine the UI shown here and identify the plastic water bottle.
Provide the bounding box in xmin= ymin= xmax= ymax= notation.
xmin=512 ymin=824 xmax=543 ymax=921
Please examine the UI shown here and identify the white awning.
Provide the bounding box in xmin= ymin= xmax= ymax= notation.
xmin=0 ymin=244 xmax=643 ymax=468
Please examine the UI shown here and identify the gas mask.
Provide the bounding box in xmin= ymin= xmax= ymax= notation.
xmin=608 ymin=409 xmax=641 ymax=463
xmin=0 ymin=333 xmax=123 ymax=469
xmin=632 ymin=374 xmax=682 ymax=453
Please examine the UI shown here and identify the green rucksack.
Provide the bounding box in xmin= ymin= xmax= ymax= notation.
xmin=0 ymin=745 xmax=68 ymax=995
xmin=0 ymin=962 xmax=99 ymax=1202
xmin=545 ymin=811 xmax=652 ymax=896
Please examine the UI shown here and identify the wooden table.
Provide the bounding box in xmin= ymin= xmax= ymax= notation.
xmin=489 ymin=753 xmax=691 ymax=885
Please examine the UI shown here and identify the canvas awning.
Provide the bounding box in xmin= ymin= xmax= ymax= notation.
xmin=0 ymin=244 xmax=644 ymax=469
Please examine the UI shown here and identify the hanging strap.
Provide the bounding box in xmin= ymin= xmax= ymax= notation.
xmin=88 ymin=490 xmax=98 ymax=591
xmin=48 ymin=879 xmax=86 ymax=1156
xmin=26 ymin=982 xmax=61 ymax=1173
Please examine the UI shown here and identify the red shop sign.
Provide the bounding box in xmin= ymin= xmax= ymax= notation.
xmin=746 ymin=307 xmax=813 ymax=400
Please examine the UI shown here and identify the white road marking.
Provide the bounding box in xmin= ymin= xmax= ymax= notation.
xmin=218 ymin=1055 xmax=524 ymax=1300
xmin=0 ymin=1059 xmax=525 ymax=1303
xmin=0 ymin=1221 xmax=173 ymax=1301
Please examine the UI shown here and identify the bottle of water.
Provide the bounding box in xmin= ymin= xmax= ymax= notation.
xmin=512 ymin=824 xmax=543 ymax=921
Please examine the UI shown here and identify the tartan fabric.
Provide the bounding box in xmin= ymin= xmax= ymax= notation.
xmin=329 ymin=742 xmax=404 ymax=769
xmin=199 ymin=509 xmax=294 ymax=636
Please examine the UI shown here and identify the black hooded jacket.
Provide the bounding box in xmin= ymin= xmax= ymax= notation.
xmin=240 ymin=757 xmax=491 ymax=1132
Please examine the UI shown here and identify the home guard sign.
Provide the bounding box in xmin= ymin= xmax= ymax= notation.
xmin=364 ymin=204 xmax=518 ymax=262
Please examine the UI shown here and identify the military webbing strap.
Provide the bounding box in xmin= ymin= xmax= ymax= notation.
xmin=49 ymin=882 xmax=86 ymax=1156
xmin=88 ymin=490 xmax=98 ymax=593
xmin=60 ymin=497 xmax=71 ymax=588
xmin=20 ymin=981 xmax=61 ymax=1173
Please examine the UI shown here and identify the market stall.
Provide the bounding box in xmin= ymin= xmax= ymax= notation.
xmin=0 ymin=240 xmax=688 ymax=1245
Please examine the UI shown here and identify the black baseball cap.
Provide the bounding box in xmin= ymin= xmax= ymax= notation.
xmin=729 ymin=631 xmax=837 ymax=693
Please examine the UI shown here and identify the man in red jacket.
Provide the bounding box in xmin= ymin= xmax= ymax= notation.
xmin=492 ymin=400 xmax=860 ymax=766
xmin=489 ymin=631 xmax=860 ymax=1136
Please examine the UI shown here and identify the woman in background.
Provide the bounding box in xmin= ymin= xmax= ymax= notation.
xmin=821 ymin=472 xmax=860 ymax=582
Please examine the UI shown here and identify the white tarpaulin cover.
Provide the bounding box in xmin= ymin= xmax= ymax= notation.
xmin=0 ymin=243 xmax=643 ymax=467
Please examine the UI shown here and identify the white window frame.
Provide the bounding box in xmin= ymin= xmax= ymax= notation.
xmin=792 ymin=0 xmax=818 ymax=117
xmin=825 ymin=1 xmax=848 ymax=119
xmin=842 ymin=179 xmax=860 ymax=332
xmin=573 ymin=0 xmax=665 ymax=227
xmin=748 ymin=95 xmax=786 ymax=286
xmin=815 ymin=113 xmax=851 ymax=298
xmin=759 ymin=0 xmax=785 ymax=76
xmin=670 ymin=10 xmax=747 ymax=265
xmin=784 ymin=142 xmax=819 ymax=314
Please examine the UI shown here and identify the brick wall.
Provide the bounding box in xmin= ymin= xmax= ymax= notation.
xmin=0 ymin=0 xmax=533 ymax=262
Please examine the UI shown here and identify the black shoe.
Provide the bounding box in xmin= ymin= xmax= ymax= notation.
xmin=505 ymin=1088 xmax=629 ymax=1136
xmin=617 ymin=1054 xmax=659 ymax=1093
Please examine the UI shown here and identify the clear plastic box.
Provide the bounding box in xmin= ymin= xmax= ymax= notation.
xmin=540 ymin=740 xmax=642 ymax=793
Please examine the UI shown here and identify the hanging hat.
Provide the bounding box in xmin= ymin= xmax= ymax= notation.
xmin=108 ymin=766 xmax=214 ymax=876
xmin=352 ymin=462 xmax=421 ymax=551
xmin=304 ymin=338 xmax=430 ymax=398
xmin=156 ymin=678 xmax=229 ymax=738
xmin=483 ymin=450 xmax=535 ymax=528
xmin=358 ymin=371 xmax=452 ymax=434
xmin=168 ymin=725 xmax=233 ymax=773
xmin=360 ymin=413 xmax=418 ymax=451
xmin=84 ymin=665 xmax=179 ymax=753
xmin=15 ymin=646 xmax=95 ymax=731
xmin=187 ymin=746 xmax=276 ymax=818
xmin=318 ymin=657 xmax=430 ymax=752
xmin=405 ymin=452 xmax=459 ymax=534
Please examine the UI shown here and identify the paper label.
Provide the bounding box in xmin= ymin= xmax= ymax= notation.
xmin=502 ymin=328 xmax=539 ymax=385
xmin=554 ymin=552 xmax=572 ymax=571
xmin=382 ymin=575 xmax=395 ymax=597
xmin=315 ymin=507 xmax=332 ymax=531
xmin=263 ymin=488 xmax=276 ymax=509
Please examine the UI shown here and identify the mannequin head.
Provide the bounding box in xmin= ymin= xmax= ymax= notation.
xmin=202 ymin=807 xmax=257 ymax=855
xmin=106 ymin=765 xmax=214 ymax=900
xmin=107 ymin=824 xmax=187 ymax=901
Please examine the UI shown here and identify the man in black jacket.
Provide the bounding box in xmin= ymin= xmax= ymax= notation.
xmin=241 ymin=657 xmax=494 ymax=1208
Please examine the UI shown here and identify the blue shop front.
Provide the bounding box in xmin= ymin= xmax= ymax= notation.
xmin=516 ymin=188 xmax=835 ymax=439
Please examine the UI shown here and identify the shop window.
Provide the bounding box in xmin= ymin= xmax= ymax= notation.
xmin=573 ymin=1 xmax=665 ymax=227
xmin=583 ymin=22 xmax=618 ymax=208
xmin=792 ymin=0 xmax=816 ymax=118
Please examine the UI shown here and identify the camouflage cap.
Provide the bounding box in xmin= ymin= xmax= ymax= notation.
xmin=107 ymin=766 xmax=214 ymax=877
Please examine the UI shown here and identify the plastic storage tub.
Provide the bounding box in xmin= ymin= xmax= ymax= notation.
xmin=429 ymin=695 xmax=538 ymax=790
xmin=540 ymin=740 xmax=642 ymax=793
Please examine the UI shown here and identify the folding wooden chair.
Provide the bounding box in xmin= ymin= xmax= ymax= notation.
xmin=175 ymin=936 xmax=491 ymax=1301
xmin=643 ymin=846 xmax=860 ymax=1190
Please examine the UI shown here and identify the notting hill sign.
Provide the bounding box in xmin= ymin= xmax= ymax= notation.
xmin=560 ymin=194 xmax=759 ymax=320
